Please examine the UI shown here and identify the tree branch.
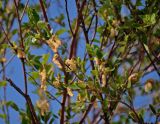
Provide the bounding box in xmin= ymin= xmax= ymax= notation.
xmin=39 ymin=0 xmax=51 ymax=30
xmin=6 ymin=78 xmax=40 ymax=124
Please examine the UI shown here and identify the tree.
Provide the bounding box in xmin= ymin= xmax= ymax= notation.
xmin=0 ymin=0 xmax=160 ymax=123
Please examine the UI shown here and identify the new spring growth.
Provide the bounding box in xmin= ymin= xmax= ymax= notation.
xmin=47 ymin=35 xmax=62 ymax=52
xmin=94 ymin=57 xmax=107 ymax=87
xmin=52 ymin=53 xmax=63 ymax=69
xmin=128 ymin=73 xmax=139 ymax=84
xmin=12 ymin=44 xmax=26 ymax=59
xmin=36 ymin=99 xmax=49 ymax=116
xmin=39 ymin=67 xmax=47 ymax=91
xmin=144 ymin=79 xmax=154 ymax=92
xmin=109 ymin=19 xmax=120 ymax=38
xmin=98 ymin=61 xmax=107 ymax=87
xmin=36 ymin=88 xmax=49 ymax=116
xmin=67 ymin=87 xmax=74 ymax=97
xmin=52 ymin=74 xmax=61 ymax=88
xmin=65 ymin=58 xmax=77 ymax=72
xmin=0 ymin=57 xmax=7 ymax=63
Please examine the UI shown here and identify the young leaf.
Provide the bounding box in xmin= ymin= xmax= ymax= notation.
xmin=6 ymin=101 xmax=19 ymax=111
xmin=0 ymin=81 xmax=7 ymax=87
xmin=149 ymin=104 xmax=156 ymax=115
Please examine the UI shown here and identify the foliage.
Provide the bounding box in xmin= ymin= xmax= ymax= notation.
xmin=0 ymin=0 xmax=160 ymax=124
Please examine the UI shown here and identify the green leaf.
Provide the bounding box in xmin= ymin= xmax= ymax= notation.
xmin=12 ymin=29 xmax=18 ymax=35
xmin=42 ymin=53 xmax=50 ymax=64
xmin=91 ymin=70 xmax=98 ymax=76
xmin=86 ymin=44 xmax=95 ymax=55
xmin=103 ymin=99 xmax=108 ymax=112
xmin=37 ymin=21 xmax=47 ymax=29
xmin=95 ymin=48 xmax=103 ymax=59
xmin=93 ymin=39 xmax=100 ymax=43
xmin=127 ymin=80 xmax=131 ymax=89
xmin=49 ymin=118 xmax=54 ymax=124
xmin=76 ymin=82 xmax=86 ymax=89
xmin=153 ymin=29 xmax=160 ymax=37
xmin=149 ymin=104 xmax=156 ymax=115
xmin=129 ymin=112 xmax=138 ymax=122
xmin=6 ymin=101 xmax=19 ymax=111
xmin=0 ymin=81 xmax=7 ymax=87
xmin=0 ymin=114 xmax=6 ymax=119
xmin=55 ymin=28 xmax=66 ymax=36
xmin=31 ymin=71 xmax=39 ymax=79
xmin=136 ymin=0 xmax=143 ymax=6
xmin=143 ymin=43 xmax=150 ymax=54
xmin=69 ymin=83 xmax=79 ymax=90
xmin=27 ymin=8 xmax=39 ymax=24
xmin=142 ymin=13 xmax=156 ymax=26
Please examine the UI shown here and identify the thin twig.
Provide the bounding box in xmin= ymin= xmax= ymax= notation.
xmin=0 ymin=24 xmax=14 ymax=47
xmin=69 ymin=0 xmax=87 ymax=59
xmin=14 ymin=0 xmax=28 ymax=95
xmin=0 ymin=55 xmax=15 ymax=74
xmin=91 ymin=0 xmax=98 ymax=44
xmin=140 ymin=42 xmax=160 ymax=77
xmin=65 ymin=0 xmax=74 ymax=36
xmin=20 ymin=0 xmax=29 ymax=21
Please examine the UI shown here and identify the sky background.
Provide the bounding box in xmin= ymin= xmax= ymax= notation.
xmin=0 ymin=0 xmax=160 ymax=124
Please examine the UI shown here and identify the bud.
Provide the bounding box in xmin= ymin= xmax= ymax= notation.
xmin=52 ymin=54 xmax=62 ymax=69
xmin=36 ymin=98 xmax=49 ymax=116
xmin=0 ymin=57 xmax=7 ymax=63
xmin=17 ymin=49 xmax=26 ymax=59
xmin=110 ymin=28 xmax=118 ymax=38
xmin=67 ymin=87 xmax=74 ymax=97
xmin=128 ymin=73 xmax=139 ymax=84
xmin=65 ymin=58 xmax=76 ymax=71
xmin=47 ymin=35 xmax=62 ymax=52
xmin=52 ymin=77 xmax=61 ymax=88
xmin=102 ymin=73 xmax=106 ymax=87
xmin=39 ymin=68 xmax=47 ymax=91
xmin=112 ymin=20 xmax=120 ymax=27
xmin=144 ymin=79 xmax=153 ymax=92
xmin=94 ymin=57 xmax=100 ymax=65
xmin=93 ymin=100 xmax=98 ymax=108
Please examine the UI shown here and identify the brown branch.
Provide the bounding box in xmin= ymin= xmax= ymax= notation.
xmin=65 ymin=0 xmax=74 ymax=36
xmin=69 ymin=0 xmax=87 ymax=59
xmin=13 ymin=0 xmax=24 ymax=48
xmin=119 ymin=101 xmax=144 ymax=124
xmin=60 ymin=70 xmax=69 ymax=124
xmin=39 ymin=0 xmax=51 ymax=30
xmin=91 ymin=110 xmax=101 ymax=124
xmin=140 ymin=42 xmax=160 ymax=77
xmin=79 ymin=97 xmax=96 ymax=124
xmin=80 ymin=10 xmax=95 ymax=70
xmin=91 ymin=0 xmax=98 ymax=44
xmin=6 ymin=78 xmax=40 ymax=124
xmin=20 ymin=0 xmax=29 ymax=21
xmin=60 ymin=89 xmax=67 ymax=124
xmin=21 ymin=59 xmax=28 ymax=94
xmin=14 ymin=0 xmax=28 ymax=95
xmin=0 ymin=24 xmax=14 ymax=47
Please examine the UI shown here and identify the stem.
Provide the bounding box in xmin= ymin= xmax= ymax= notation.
xmin=69 ymin=0 xmax=86 ymax=59
xmin=21 ymin=59 xmax=28 ymax=95
xmin=140 ymin=42 xmax=160 ymax=77
xmin=14 ymin=0 xmax=28 ymax=95
xmin=65 ymin=0 xmax=73 ymax=36
xmin=60 ymin=89 xmax=67 ymax=124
